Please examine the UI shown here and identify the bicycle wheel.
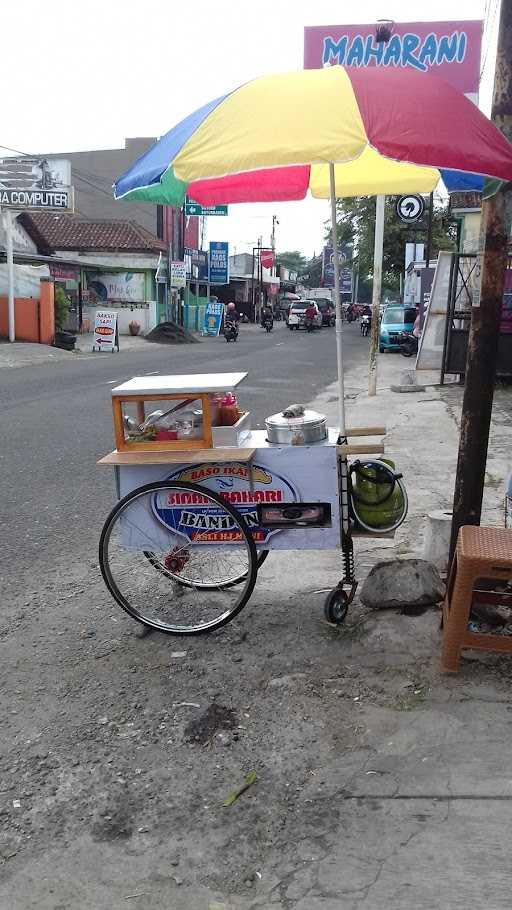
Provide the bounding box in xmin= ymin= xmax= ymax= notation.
xmin=143 ymin=546 xmax=268 ymax=588
xmin=99 ymin=481 xmax=258 ymax=635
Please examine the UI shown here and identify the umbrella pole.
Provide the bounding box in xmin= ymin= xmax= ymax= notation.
xmin=329 ymin=162 xmax=346 ymax=437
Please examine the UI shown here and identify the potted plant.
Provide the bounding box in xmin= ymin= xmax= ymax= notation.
xmin=54 ymin=286 xmax=76 ymax=350
xmin=129 ymin=320 xmax=141 ymax=336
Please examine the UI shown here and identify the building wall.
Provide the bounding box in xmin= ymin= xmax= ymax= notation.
xmin=46 ymin=139 xmax=161 ymax=235
xmin=0 ymin=279 xmax=54 ymax=343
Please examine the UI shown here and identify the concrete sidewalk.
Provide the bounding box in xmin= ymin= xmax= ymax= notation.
xmin=0 ymin=332 xmax=176 ymax=368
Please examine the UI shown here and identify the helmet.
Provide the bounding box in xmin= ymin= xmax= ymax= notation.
xmin=227 ymin=302 xmax=236 ymax=311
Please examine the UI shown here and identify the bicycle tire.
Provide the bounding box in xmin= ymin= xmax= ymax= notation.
xmin=99 ymin=480 xmax=258 ymax=635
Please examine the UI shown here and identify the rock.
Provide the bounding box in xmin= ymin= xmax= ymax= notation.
xmin=360 ymin=558 xmax=445 ymax=610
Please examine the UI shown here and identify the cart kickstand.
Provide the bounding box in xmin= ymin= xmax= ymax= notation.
xmin=324 ymin=448 xmax=358 ymax=625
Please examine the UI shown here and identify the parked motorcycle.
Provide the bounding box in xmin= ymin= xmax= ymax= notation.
xmin=398 ymin=331 xmax=418 ymax=357
xmin=224 ymin=320 xmax=239 ymax=343
xmin=360 ymin=314 xmax=371 ymax=337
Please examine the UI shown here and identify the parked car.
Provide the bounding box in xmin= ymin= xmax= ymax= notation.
xmin=379 ymin=305 xmax=417 ymax=352
xmin=314 ymin=298 xmax=336 ymax=327
xmin=287 ymin=301 xmax=322 ymax=330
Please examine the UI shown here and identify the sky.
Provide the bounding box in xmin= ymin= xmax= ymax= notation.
xmin=1 ymin=0 xmax=499 ymax=258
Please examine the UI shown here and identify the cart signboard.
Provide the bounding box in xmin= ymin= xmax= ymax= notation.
xmin=153 ymin=461 xmax=299 ymax=545
xmin=116 ymin=443 xmax=341 ymax=551
xmin=93 ymin=310 xmax=119 ymax=352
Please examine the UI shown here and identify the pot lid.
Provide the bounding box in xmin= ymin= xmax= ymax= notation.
xmin=266 ymin=408 xmax=326 ymax=429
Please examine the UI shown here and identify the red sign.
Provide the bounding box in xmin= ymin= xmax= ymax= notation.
xmin=304 ymin=20 xmax=483 ymax=98
xmin=49 ymin=264 xmax=79 ymax=281
xmin=260 ymin=250 xmax=275 ymax=269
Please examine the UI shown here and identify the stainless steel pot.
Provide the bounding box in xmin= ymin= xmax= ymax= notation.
xmin=265 ymin=409 xmax=328 ymax=445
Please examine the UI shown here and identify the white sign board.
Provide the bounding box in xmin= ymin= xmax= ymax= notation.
xmin=0 ymin=157 xmax=73 ymax=211
xmin=92 ymin=310 xmax=119 ymax=352
xmin=416 ymin=251 xmax=453 ymax=371
xmin=171 ymin=261 xmax=186 ymax=288
xmin=88 ymin=271 xmax=145 ymax=303
xmin=117 ymin=442 xmax=341 ymax=551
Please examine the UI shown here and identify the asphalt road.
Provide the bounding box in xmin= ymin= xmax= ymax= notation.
xmin=0 ymin=320 xmax=367 ymax=598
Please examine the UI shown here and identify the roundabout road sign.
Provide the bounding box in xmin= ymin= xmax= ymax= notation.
xmin=396 ymin=194 xmax=425 ymax=224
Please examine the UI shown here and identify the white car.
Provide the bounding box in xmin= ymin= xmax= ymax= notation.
xmin=287 ymin=301 xmax=322 ymax=330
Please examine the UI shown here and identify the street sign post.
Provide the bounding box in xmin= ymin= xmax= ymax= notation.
xmin=396 ymin=194 xmax=425 ymax=224
xmin=185 ymin=201 xmax=228 ymax=217
xmin=170 ymin=261 xmax=187 ymax=288
xmin=92 ymin=310 xmax=119 ymax=352
xmin=209 ymin=242 xmax=229 ymax=285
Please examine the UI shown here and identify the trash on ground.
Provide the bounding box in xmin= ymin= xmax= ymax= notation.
xmin=222 ymin=770 xmax=257 ymax=807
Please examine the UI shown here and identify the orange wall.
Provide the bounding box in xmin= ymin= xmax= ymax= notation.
xmin=0 ymin=280 xmax=55 ymax=344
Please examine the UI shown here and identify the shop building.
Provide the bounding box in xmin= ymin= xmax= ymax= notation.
xmin=20 ymin=212 xmax=166 ymax=335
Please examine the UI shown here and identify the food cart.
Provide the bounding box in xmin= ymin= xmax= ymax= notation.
xmin=98 ymin=371 xmax=407 ymax=635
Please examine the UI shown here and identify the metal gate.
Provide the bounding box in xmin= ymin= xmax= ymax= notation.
xmin=440 ymin=253 xmax=512 ymax=383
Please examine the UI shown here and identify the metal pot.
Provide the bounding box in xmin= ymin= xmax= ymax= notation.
xmin=265 ymin=409 xmax=328 ymax=445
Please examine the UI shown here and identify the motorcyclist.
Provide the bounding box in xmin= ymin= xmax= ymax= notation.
xmin=261 ymin=303 xmax=273 ymax=327
xmin=304 ymin=302 xmax=318 ymax=331
xmin=225 ymin=302 xmax=239 ymax=325
xmin=361 ymin=304 xmax=372 ymax=325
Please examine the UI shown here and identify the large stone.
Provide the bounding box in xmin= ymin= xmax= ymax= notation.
xmin=360 ymin=558 xmax=445 ymax=610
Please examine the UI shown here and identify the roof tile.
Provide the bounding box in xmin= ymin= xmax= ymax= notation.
xmin=20 ymin=212 xmax=166 ymax=253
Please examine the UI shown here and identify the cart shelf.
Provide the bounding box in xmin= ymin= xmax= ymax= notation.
xmin=98 ymin=447 xmax=257 ymax=466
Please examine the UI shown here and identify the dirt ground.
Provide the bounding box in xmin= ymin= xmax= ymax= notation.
xmin=3 ymin=365 xmax=512 ymax=908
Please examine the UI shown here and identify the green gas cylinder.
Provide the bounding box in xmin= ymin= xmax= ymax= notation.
xmin=351 ymin=459 xmax=406 ymax=531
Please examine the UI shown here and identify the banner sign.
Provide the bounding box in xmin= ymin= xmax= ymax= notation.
xmin=116 ymin=444 xmax=341 ymax=550
xmin=209 ymin=241 xmax=229 ymax=285
xmin=322 ymin=245 xmax=353 ymax=293
xmin=260 ymin=249 xmax=275 ymax=269
xmin=304 ymin=20 xmax=483 ymax=98
xmin=202 ymin=300 xmax=224 ymax=336
xmin=88 ymin=271 xmax=145 ymax=302
xmin=0 ymin=157 xmax=73 ymax=210
xmin=154 ymin=462 xmax=299 ymax=545
xmin=170 ymin=261 xmax=187 ymax=288
xmin=185 ymin=200 xmax=228 ymax=216
xmin=92 ymin=310 xmax=119 ymax=352
xmin=184 ymin=247 xmax=209 ymax=281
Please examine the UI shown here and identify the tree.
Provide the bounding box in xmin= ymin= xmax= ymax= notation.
xmin=328 ymin=196 xmax=457 ymax=291
xmin=301 ymin=254 xmax=323 ymax=288
xmin=276 ymin=250 xmax=307 ymax=275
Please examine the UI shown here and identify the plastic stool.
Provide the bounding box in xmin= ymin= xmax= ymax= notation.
xmin=441 ymin=525 xmax=512 ymax=672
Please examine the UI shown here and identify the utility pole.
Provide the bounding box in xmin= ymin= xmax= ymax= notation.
xmin=368 ymin=194 xmax=385 ymax=396
xmin=3 ymin=210 xmax=15 ymax=342
xmin=449 ymin=0 xmax=512 ymax=559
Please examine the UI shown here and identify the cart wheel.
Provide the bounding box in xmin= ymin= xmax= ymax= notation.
xmin=99 ymin=481 xmax=257 ymax=636
xmin=324 ymin=588 xmax=349 ymax=625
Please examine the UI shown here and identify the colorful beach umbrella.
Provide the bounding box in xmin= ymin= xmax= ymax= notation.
xmin=114 ymin=66 xmax=512 ymax=206
xmin=114 ymin=65 xmax=512 ymax=434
